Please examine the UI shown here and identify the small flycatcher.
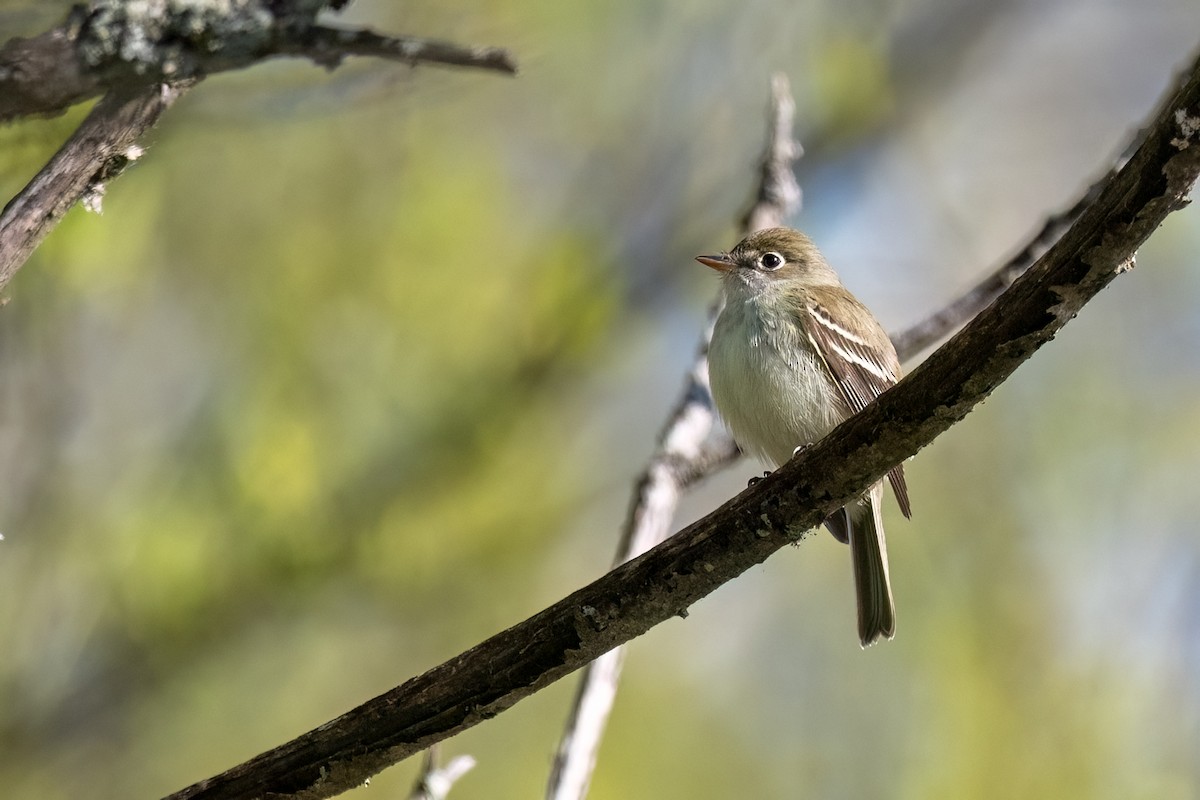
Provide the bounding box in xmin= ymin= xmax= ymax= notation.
xmin=698 ymin=227 xmax=912 ymax=646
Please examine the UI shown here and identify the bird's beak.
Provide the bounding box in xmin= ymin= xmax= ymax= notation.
xmin=696 ymin=253 xmax=735 ymax=272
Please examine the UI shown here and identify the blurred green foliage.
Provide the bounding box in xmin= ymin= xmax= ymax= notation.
xmin=2 ymin=1 xmax=1200 ymax=799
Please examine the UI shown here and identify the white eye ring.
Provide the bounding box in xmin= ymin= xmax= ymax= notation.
xmin=760 ymin=252 xmax=784 ymax=270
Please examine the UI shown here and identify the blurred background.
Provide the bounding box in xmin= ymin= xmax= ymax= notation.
xmin=2 ymin=0 xmax=1200 ymax=798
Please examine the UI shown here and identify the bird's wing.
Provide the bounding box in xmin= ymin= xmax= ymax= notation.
xmin=800 ymin=299 xmax=912 ymax=518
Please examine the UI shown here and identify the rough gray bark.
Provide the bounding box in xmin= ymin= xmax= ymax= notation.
xmin=162 ymin=47 xmax=1200 ymax=800
xmin=0 ymin=82 xmax=190 ymax=288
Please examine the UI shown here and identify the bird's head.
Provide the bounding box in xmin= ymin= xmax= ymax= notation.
xmin=696 ymin=227 xmax=841 ymax=291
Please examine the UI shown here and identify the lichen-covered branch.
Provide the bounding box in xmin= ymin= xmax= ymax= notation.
xmin=0 ymin=1 xmax=518 ymax=293
xmin=0 ymin=1 xmax=517 ymax=123
xmin=161 ymin=46 xmax=1200 ymax=800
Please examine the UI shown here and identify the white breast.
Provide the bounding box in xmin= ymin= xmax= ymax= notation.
xmin=709 ymin=291 xmax=843 ymax=467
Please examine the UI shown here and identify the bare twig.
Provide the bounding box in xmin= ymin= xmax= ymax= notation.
xmin=160 ymin=49 xmax=1200 ymax=800
xmin=0 ymin=81 xmax=190 ymax=290
xmin=406 ymin=746 xmax=475 ymax=800
xmin=280 ymin=26 xmax=518 ymax=76
xmin=545 ymin=73 xmax=800 ymax=800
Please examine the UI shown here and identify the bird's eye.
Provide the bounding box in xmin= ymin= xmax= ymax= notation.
xmin=760 ymin=252 xmax=784 ymax=270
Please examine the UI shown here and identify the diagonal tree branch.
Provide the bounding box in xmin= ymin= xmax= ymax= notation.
xmin=161 ymin=46 xmax=1200 ymax=800
xmin=544 ymin=72 xmax=800 ymax=800
xmin=0 ymin=81 xmax=191 ymax=290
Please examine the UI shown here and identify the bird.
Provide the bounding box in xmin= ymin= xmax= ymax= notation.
xmin=697 ymin=226 xmax=912 ymax=646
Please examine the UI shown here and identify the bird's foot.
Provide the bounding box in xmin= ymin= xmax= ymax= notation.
xmin=746 ymin=471 xmax=772 ymax=487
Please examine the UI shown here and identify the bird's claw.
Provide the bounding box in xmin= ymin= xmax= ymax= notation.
xmin=746 ymin=470 xmax=772 ymax=487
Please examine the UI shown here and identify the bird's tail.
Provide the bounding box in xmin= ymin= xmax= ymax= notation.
xmin=848 ymin=483 xmax=895 ymax=647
